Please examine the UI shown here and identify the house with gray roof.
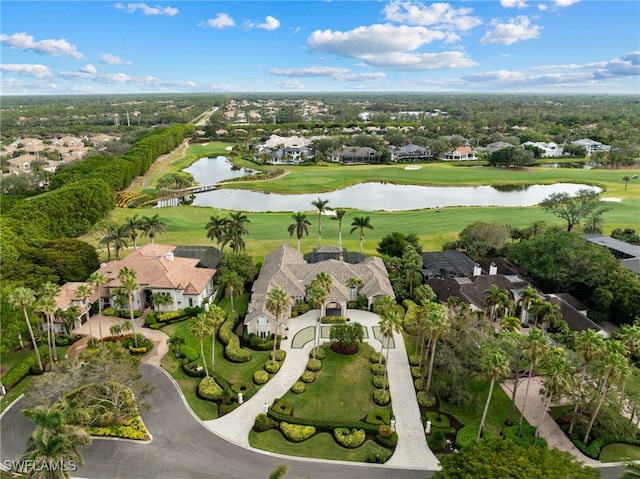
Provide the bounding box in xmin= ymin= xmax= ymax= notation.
xmin=389 ymin=144 xmax=430 ymax=163
xmin=244 ymin=245 xmax=395 ymax=339
xmin=329 ymin=146 xmax=380 ymax=164
xmin=582 ymin=234 xmax=640 ymax=274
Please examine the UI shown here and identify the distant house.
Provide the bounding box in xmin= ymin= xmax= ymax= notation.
xmin=441 ymin=147 xmax=475 ymax=161
xmin=582 ymin=234 xmax=640 ymax=274
xmin=329 ymin=146 xmax=380 ymax=164
xmin=572 ymin=138 xmax=610 ymax=156
xmin=421 ymin=251 xmax=477 ymax=280
xmin=46 ymin=282 xmax=98 ymax=335
xmin=244 ymin=245 xmax=394 ymax=338
xmin=521 ymin=141 xmax=561 ymax=158
xmin=483 ymin=142 xmax=515 ymax=155
xmin=94 ymin=244 xmax=218 ymax=312
xmin=547 ymin=293 xmax=608 ymax=337
xmin=389 ymin=144 xmax=431 ymax=163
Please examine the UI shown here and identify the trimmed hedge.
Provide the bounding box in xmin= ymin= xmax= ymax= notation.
xmin=253 ymin=370 xmax=268 ymax=385
xmin=0 ymin=348 xmax=48 ymax=390
xmin=307 ymin=359 xmax=322 ymax=371
xmin=310 ymin=347 xmax=326 ymax=360
xmin=371 ymin=363 xmax=386 ymax=376
xmin=365 ymin=410 xmax=391 ymax=426
xmin=455 ymin=425 xmax=481 ymax=448
xmin=254 ymin=413 xmax=278 ymax=432
xmin=424 ymin=412 xmax=450 ymax=428
xmin=321 ymin=316 xmax=347 ymax=324
xmin=181 ymin=358 xmax=205 ymax=378
xmin=280 ymin=422 xmax=316 ymax=443
xmin=272 ymin=399 xmax=293 ymax=416
xmin=291 ymin=381 xmax=306 ymax=394
xmin=270 ymin=349 xmax=286 ymax=361
xmin=179 ymin=345 xmax=199 ymax=362
xmin=370 ymin=352 xmax=385 ymax=364
xmin=502 ymin=425 xmax=547 ymax=448
xmin=417 ymin=391 xmax=436 ymax=408
xmin=334 ymin=428 xmax=366 ymax=448
xmin=377 ymin=431 xmax=398 ymax=447
xmin=88 ymin=417 xmax=149 ymax=441
xmin=300 ymin=370 xmax=315 ymax=383
xmin=268 ymin=410 xmax=380 ymax=435
xmin=411 ymin=367 xmax=422 ymax=379
xmin=219 ymin=312 xmax=251 ymax=363
xmin=198 ymin=377 xmax=224 ymax=401
xmin=264 ymin=360 xmax=280 ymax=374
xmin=230 ymin=382 xmax=253 ymax=395
xmin=373 ymin=390 xmax=390 ymax=406
xmin=414 ymin=378 xmax=426 ymax=391
xmin=408 ymin=354 xmax=421 ymax=366
xmin=372 ymin=375 xmax=388 ymax=389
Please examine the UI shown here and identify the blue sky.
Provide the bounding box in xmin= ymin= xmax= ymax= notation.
xmin=1 ymin=0 xmax=639 ymax=95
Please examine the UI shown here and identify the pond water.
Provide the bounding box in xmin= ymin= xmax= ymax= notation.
xmin=166 ymin=156 xmax=599 ymax=212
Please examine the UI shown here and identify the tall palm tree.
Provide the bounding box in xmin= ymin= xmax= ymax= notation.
xmin=8 ymin=286 xmax=43 ymax=372
xmin=227 ymin=211 xmax=250 ymax=236
xmin=306 ymin=282 xmax=327 ymax=360
xmin=205 ymin=214 xmax=230 ymax=252
xmin=20 ymin=404 xmax=91 ymax=479
xmin=314 ymin=271 xmax=333 ymax=296
xmin=140 ymin=214 xmax=166 ymax=245
xmin=191 ymin=314 xmax=213 ymax=377
xmin=500 ymin=315 xmax=520 ymax=332
xmin=311 ymin=197 xmax=330 ymax=247
xmin=422 ymin=301 xmax=449 ymax=392
xmin=287 ymin=212 xmax=311 ymax=251
xmin=350 ymin=215 xmax=373 ymax=254
xmin=38 ymin=282 xmax=60 ymax=364
xmin=98 ymin=222 xmax=117 ymax=262
xmin=123 ymin=214 xmax=143 ymax=250
xmin=88 ymin=271 xmax=107 ymax=341
xmin=477 ymin=342 xmax=510 ymax=442
xmin=100 ymin=223 xmax=128 ymax=260
xmin=378 ymin=310 xmax=402 ymax=393
xmin=205 ymin=304 xmax=226 ymax=375
xmin=517 ymin=328 xmax=550 ymax=435
xmin=484 ymin=284 xmax=508 ymax=323
xmin=75 ymin=283 xmax=95 ymax=340
xmin=116 ymin=266 xmax=139 ymax=347
xmin=331 ymin=208 xmax=347 ymax=248
xmin=517 ymin=286 xmax=538 ymax=326
xmin=623 ymin=176 xmax=631 ymax=191
xmin=218 ymin=271 xmax=243 ymax=312
xmin=265 ymin=286 xmax=290 ymax=359
xmin=535 ymin=347 xmax=574 ymax=442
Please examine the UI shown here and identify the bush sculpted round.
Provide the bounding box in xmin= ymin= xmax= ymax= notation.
xmin=334 ymin=428 xmax=366 ymax=448
xmin=264 ymin=360 xmax=280 ymax=374
xmin=197 ymin=377 xmax=224 ymax=401
xmin=253 ymin=370 xmax=268 ymax=385
xmin=300 ymin=370 xmax=315 ymax=383
xmin=280 ymin=422 xmax=315 ymax=442
xmin=307 ymin=359 xmax=322 ymax=371
xmin=291 ymin=381 xmax=306 ymax=394
xmin=373 ymin=389 xmax=391 ymax=406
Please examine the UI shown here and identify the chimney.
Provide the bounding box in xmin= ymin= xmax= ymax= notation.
xmin=165 ymin=252 xmax=174 ymax=261
xmin=338 ymin=252 xmax=344 ymax=262
xmin=489 ymin=262 xmax=497 ymax=275
xmin=473 ymin=263 xmax=482 ymax=276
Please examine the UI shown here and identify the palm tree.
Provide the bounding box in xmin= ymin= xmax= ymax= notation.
xmin=622 ymin=461 xmax=640 ymax=479
xmin=151 ymin=292 xmax=173 ymax=312
xmin=350 ymin=215 xmax=373 ymax=253
xmin=311 ymin=197 xmax=330 ymax=247
xmin=38 ymin=282 xmax=60 ymax=364
xmin=422 ymin=301 xmax=449 ymax=392
xmin=623 ymin=175 xmax=631 ymax=191
xmin=205 ymin=214 xmax=230 ymax=252
xmin=537 ymin=301 xmax=563 ymax=333
xmin=227 ymin=211 xmax=250 ymax=236
xmin=265 ymin=286 xmax=290 ymax=359
xmin=331 ymin=208 xmax=347 ymax=248
xmin=20 ymin=404 xmax=91 ymax=479
xmin=288 ymin=212 xmax=311 ymax=251
xmin=101 ymin=223 xmax=128 ymax=260
xmin=97 ymin=221 xmax=117 ymax=261
xmin=477 ymin=342 xmax=510 ymax=442
xmin=205 ymin=304 xmax=226 ymax=375
xmin=116 ymin=266 xmax=139 ymax=347
xmin=191 ymin=314 xmax=213 ymax=377
xmin=306 ymin=282 xmax=327 ymax=360
xmin=218 ymin=271 xmax=243 ymax=312
xmin=378 ymin=310 xmax=401 ymax=393
xmin=484 ymin=284 xmax=508 ymax=323
xmin=517 ymin=328 xmax=550 ymax=435
xmin=517 ymin=286 xmax=538 ymax=326
xmin=535 ymin=347 xmax=574 ymax=442
xmin=76 ymin=283 xmax=94 ymax=340
xmin=140 ymin=214 xmax=166 ymax=245
xmin=500 ymin=315 xmax=520 ymax=332
xmin=8 ymin=286 xmax=43 ymax=372
xmin=109 ymin=323 xmax=123 ymax=337
xmin=123 ymin=214 xmax=143 ymax=250
xmin=166 ymin=334 xmax=186 ymax=358
xmin=88 ymin=271 xmax=107 ymax=341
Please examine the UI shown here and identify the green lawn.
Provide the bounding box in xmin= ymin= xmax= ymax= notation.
xmin=0 ymin=375 xmax=33 ymax=414
xmin=248 ymin=429 xmax=390 ymax=462
xmin=281 ymin=343 xmax=388 ymax=422
xmin=599 ymin=443 xmax=640 ymax=463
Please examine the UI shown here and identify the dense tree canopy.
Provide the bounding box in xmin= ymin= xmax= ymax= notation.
xmin=488 ymin=146 xmax=535 ymax=167
xmin=377 ymin=232 xmax=422 ymax=258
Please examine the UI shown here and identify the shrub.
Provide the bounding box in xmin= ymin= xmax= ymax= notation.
xmin=255 ymin=339 xmax=277 ymax=351
xmin=270 ymin=349 xmax=286 ymax=361
xmin=219 ymin=402 xmax=240 ymax=416
xmin=334 ymin=428 xmax=366 ymax=448
xmin=321 ymin=316 xmax=346 ymax=324
xmin=300 ymin=370 xmax=315 ymax=383
xmin=198 ymin=377 xmax=224 ymax=401
xmin=408 ymin=354 xmax=420 ymax=366
xmin=307 ymin=359 xmax=322 ymax=371
xmin=179 ymin=345 xmax=199 ymax=362
xmin=365 ymin=410 xmax=391 ymax=425
xmin=219 ymin=312 xmax=251 ymax=363
xmin=183 ymin=306 xmax=203 ymax=316
xmin=370 ymin=352 xmax=385 ymax=364
xmin=144 ymin=314 xmax=157 ymax=326
xmin=225 ymin=343 xmax=252 ymax=363
xmin=181 ymin=359 xmax=205 ymax=378
xmin=230 ymin=382 xmax=253 ymax=395
xmin=55 ymin=337 xmax=69 ymax=346
xmin=411 ymin=366 xmax=422 ymax=379
xmin=103 ymin=307 xmax=116 ymax=316
xmin=128 ymin=346 xmax=148 ymax=355
xmin=416 ymin=391 xmax=436 ymax=408
xmin=1 ymin=355 xmax=39 ymax=389
xmin=249 ymin=335 xmax=262 ymax=347
xmin=310 ymin=347 xmax=326 ymax=360
xmin=291 ymin=381 xmax=306 ymax=394
xmin=414 ymin=379 xmax=426 ymax=391
xmin=378 ymin=424 xmax=393 ymax=438
xmin=264 ymin=360 xmax=280 ymax=374
xmin=273 ymin=399 xmax=293 ymax=416
xmin=373 ymin=389 xmax=390 ymax=406
xmin=88 ymin=417 xmax=149 ymax=441
xmin=371 ymin=363 xmax=386 ymax=376
xmin=253 ymin=370 xmax=268 ymax=385
xmin=428 ymin=430 xmax=447 ymax=451
xmin=149 ymin=323 xmax=162 ymax=330
xmin=424 ymin=412 xmax=450 ymax=428
xmin=372 ymin=375 xmax=388 ymax=389
xmin=280 ymin=422 xmax=315 ymax=442
xmin=455 ymin=425 xmax=481 ymax=448
xmin=376 ymin=431 xmax=398 ymax=447
xmin=502 ymin=425 xmax=547 ymax=448
xmin=254 ymin=414 xmax=278 ymax=432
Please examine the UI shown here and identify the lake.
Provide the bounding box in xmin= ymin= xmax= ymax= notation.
xmin=166 ymin=156 xmax=599 ymax=212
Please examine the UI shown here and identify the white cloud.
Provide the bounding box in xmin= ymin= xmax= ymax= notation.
xmin=269 ymin=66 xmax=386 ymax=81
xmin=100 ymin=53 xmax=131 ymax=65
xmin=206 ymin=13 xmax=235 ymax=28
xmin=274 ymin=80 xmax=305 ymax=90
xmin=480 ymin=16 xmax=541 ymax=45
xmin=256 ymin=16 xmax=281 ymax=31
xmin=554 ymin=0 xmax=579 ymax=7
xmin=79 ymin=64 xmax=98 ymax=74
xmin=383 ymin=1 xmax=481 ymax=31
xmin=207 ymin=83 xmax=244 ymax=92
xmin=0 ymin=64 xmax=52 ymax=79
xmin=500 ymin=0 xmax=529 ymax=8
xmin=360 ymin=51 xmax=476 ymax=71
xmin=114 ymin=3 xmax=178 ymax=16
xmin=0 ymin=32 xmax=84 ymax=59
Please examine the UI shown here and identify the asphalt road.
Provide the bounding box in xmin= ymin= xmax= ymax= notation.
xmin=1 ymin=364 xmax=434 ymax=479
xmin=1 ymin=364 xmax=626 ymax=479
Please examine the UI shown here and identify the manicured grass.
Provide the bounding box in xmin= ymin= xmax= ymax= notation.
xmin=281 ymin=343 xmax=387 ymax=422
xmin=0 ymin=375 xmax=33 ymax=414
xmin=438 ymin=375 xmax=527 ymax=435
xmin=599 ymin=443 xmax=640 ymax=463
xmin=249 ymin=429 xmax=391 ymax=462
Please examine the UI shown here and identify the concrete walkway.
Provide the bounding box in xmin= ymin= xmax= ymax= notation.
xmin=205 ymin=309 xmax=439 ymax=470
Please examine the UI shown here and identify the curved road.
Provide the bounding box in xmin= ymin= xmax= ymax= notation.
xmin=1 ymin=364 xmax=433 ymax=479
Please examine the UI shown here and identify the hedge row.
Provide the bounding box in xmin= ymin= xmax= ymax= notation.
xmin=198 ymin=377 xmax=224 ymax=401
xmin=267 ymin=410 xmax=381 ymax=436
xmin=334 ymin=428 xmax=366 ymax=448
xmin=280 ymin=422 xmax=316 ymax=442
xmin=88 ymin=417 xmax=149 ymax=441
xmin=1 ymin=346 xmax=49 ymax=390
xmin=218 ymin=312 xmax=251 ymax=363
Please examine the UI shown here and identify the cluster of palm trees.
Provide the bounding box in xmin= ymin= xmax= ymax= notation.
xmin=304 ymin=272 xmax=332 ymax=359
xmin=99 ymin=214 xmax=166 ymax=260
xmin=287 ymin=198 xmax=373 ymax=253
xmin=187 ymin=305 xmax=227 ymax=378
xmin=205 ymin=211 xmax=250 ymax=254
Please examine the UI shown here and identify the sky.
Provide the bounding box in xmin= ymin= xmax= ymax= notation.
xmin=1 ymin=0 xmax=639 ymax=95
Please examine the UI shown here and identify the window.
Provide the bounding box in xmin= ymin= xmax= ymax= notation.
xmin=259 ymin=331 xmax=267 ymax=339
xmin=349 ymin=287 xmax=357 ymax=299
xmin=258 ymin=316 xmax=268 ymax=326
xmin=189 ymin=298 xmax=193 ymax=307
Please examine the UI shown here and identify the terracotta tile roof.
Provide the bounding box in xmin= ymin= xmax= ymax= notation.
xmin=55 ymin=282 xmax=95 ymax=310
